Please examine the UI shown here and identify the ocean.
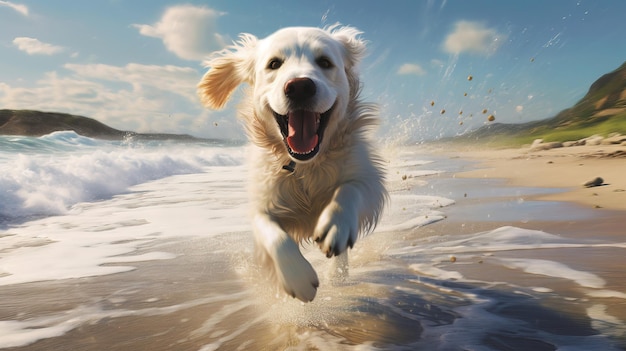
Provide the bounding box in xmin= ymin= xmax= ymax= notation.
xmin=0 ymin=132 xmax=624 ymax=350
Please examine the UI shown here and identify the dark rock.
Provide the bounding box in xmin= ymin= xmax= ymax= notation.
xmin=583 ymin=135 xmax=604 ymax=146
xmin=583 ymin=177 xmax=604 ymax=188
xmin=530 ymin=141 xmax=563 ymax=151
xmin=601 ymin=133 xmax=626 ymax=145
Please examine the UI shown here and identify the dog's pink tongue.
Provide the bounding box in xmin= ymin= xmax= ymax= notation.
xmin=287 ymin=110 xmax=319 ymax=153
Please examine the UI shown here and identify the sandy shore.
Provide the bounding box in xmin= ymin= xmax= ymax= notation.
xmin=422 ymin=143 xmax=626 ymax=338
xmin=447 ymin=144 xmax=626 ymax=212
xmin=3 ymin=145 xmax=626 ymax=350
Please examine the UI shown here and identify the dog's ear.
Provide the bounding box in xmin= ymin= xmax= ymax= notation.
xmin=198 ymin=34 xmax=257 ymax=110
xmin=328 ymin=25 xmax=367 ymax=70
xmin=328 ymin=25 xmax=367 ymax=99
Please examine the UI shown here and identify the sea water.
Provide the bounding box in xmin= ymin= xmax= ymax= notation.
xmin=0 ymin=132 xmax=624 ymax=350
xmin=0 ymin=132 xmax=242 ymax=223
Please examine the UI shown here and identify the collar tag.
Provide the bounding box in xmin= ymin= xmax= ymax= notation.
xmin=282 ymin=160 xmax=296 ymax=173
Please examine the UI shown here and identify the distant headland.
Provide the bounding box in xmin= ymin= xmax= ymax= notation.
xmin=0 ymin=109 xmax=204 ymax=141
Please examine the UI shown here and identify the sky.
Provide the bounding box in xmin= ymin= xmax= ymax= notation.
xmin=1 ymin=0 xmax=625 ymax=142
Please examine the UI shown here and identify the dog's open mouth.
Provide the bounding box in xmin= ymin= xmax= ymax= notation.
xmin=273 ymin=106 xmax=332 ymax=161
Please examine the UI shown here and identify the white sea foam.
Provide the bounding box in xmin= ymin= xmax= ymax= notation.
xmin=400 ymin=169 xmax=444 ymax=178
xmin=497 ymin=258 xmax=606 ymax=289
xmin=389 ymin=225 xmax=587 ymax=256
xmin=1 ymin=140 xmax=624 ymax=350
xmin=531 ymin=286 xmax=554 ymax=293
xmin=587 ymin=305 xmax=626 ymax=340
xmin=377 ymin=192 xmax=454 ymax=233
xmin=409 ymin=263 xmax=464 ymax=280
xmin=585 ymin=289 xmax=626 ymax=299
xmin=0 ymin=132 xmax=243 ymax=221
xmin=0 ymin=168 xmax=250 ymax=286
xmin=0 ymin=293 xmax=248 ymax=348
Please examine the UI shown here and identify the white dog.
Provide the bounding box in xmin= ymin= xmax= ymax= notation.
xmin=198 ymin=26 xmax=386 ymax=302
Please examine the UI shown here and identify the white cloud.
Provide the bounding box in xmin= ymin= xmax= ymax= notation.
xmin=397 ymin=63 xmax=426 ymax=76
xmin=63 ymin=63 xmax=199 ymax=102
xmin=0 ymin=63 xmax=245 ymax=139
xmin=133 ymin=5 xmax=227 ymax=61
xmin=443 ymin=21 xmax=506 ymax=56
xmin=13 ymin=37 xmax=64 ymax=55
xmin=430 ymin=59 xmax=444 ymax=68
xmin=0 ymin=0 xmax=28 ymax=16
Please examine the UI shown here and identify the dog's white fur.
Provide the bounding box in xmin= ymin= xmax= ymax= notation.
xmin=198 ymin=26 xmax=386 ymax=302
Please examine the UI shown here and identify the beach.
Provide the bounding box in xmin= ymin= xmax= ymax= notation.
xmin=1 ymin=135 xmax=625 ymax=350
xmin=452 ymin=143 xmax=626 ymax=212
xmin=428 ymin=142 xmax=626 ymax=348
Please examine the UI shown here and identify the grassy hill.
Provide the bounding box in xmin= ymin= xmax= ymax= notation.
xmin=0 ymin=109 xmax=201 ymax=141
xmin=458 ymin=61 xmax=626 ymax=146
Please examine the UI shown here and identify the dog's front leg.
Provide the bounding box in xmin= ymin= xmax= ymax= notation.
xmin=313 ymin=183 xmax=363 ymax=258
xmin=328 ymin=250 xmax=349 ymax=283
xmin=253 ymin=213 xmax=319 ymax=302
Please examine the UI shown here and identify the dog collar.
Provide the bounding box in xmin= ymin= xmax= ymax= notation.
xmin=282 ymin=160 xmax=296 ymax=173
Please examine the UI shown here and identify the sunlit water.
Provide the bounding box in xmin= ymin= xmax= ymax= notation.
xmin=0 ymin=133 xmax=624 ymax=350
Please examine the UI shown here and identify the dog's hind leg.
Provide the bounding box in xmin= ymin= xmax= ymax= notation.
xmin=253 ymin=213 xmax=319 ymax=302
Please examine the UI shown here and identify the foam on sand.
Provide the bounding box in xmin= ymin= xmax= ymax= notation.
xmin=497 ymin=258 xmax=606 ymax=289
xmin=0 ymin=132 xmax=243 ymax=221
xmin=1 ymin=141 xmax=624 ymax=349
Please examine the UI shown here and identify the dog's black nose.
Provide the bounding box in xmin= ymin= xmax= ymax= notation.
xmin=284 ymin=78 xmax=316 ymax=102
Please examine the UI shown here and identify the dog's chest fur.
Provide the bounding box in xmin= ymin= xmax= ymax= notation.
xmin=244 ymin=97 xmax=380 ymax=243
xmin=250 ymin=151 xmax=343 ymax=242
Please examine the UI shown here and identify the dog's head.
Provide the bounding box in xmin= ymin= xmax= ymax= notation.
xmin=198 ymin=26 xmax=366 ymax=163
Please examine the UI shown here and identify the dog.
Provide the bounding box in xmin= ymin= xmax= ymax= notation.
xmin=198 ymin=25 xmax=386 ymax=302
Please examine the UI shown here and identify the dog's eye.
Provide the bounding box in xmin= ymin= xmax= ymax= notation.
xmin=267 ymin=58 xmax=283 ymax=70
xmin=316 ymin=57 xmax=333 ymax=69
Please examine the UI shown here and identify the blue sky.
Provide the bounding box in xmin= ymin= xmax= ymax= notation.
xmin=1 ymin=0 xmax=625 ymax=141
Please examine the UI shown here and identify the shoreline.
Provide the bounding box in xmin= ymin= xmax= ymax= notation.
xmin=1 ymin=143 xmax=625 ymax=349
xmin=412 ymin=144 xmax=626 ymax=333
xmin=408 ymin=140 xmax=626 ymax=247
xmin=443 ymin=143 xmax=626 ymax=212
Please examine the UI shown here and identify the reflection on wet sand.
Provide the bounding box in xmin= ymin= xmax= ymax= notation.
xmin=1 ymin=153 xmax=625 ymax=350
xmin=3 ymin=221 xmax=625 ymax=350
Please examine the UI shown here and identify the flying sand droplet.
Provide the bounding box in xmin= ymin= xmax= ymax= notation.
xmin=487 ymin=115 xmax=495 ymax=122
xmin=482 ymin=108 xmax=488 ymax=114
xmin=440 ymin=109 xmax=446 ymax=114
xmin=464 ymin=92 xmax=468 ymax=96
xmin=430 ymin=100 xmax=435 ymax=106
xmin=467 ymin=75 xmax=473 ymax=81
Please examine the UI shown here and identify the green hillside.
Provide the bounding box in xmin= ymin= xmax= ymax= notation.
xmin=0 ymin=109 xmax=127 ymax=139
xmin=0 ymin=109 xmax=201 ymax=141
xmin=459 ymin=61 xmax=626 ymax=146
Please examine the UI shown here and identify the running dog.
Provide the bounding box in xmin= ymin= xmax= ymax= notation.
xmin=198 ymin=26 xmax=386 ymax=302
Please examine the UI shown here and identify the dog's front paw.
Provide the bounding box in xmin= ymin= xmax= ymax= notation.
xmin=313 ymin=201 xmax=358 ymax=258
xmin=273 ymin=238 xmax=319 ymax=302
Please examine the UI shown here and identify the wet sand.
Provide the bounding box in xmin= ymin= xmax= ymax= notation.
xmin=450 ymin=143 xmax=626 ymax=211
xmin=2 ymin=147 xmax=626 ymax=350
xmin=426 ymin=143 xmax=626 ymax=347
